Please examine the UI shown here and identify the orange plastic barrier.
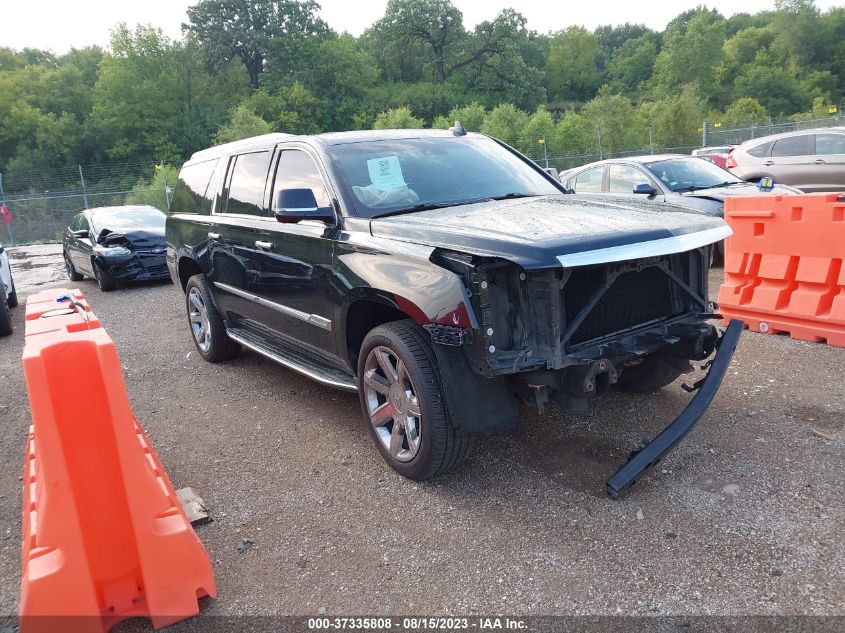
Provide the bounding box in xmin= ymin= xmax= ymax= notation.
xmin=20 ymin=288 xmax=216 ymax=632
xmin=717 ymin=193 xmax=845 ymax=347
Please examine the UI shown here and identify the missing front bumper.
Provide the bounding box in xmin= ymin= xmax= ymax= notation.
xmin=606 ymin=318 xmax=744 ymax=499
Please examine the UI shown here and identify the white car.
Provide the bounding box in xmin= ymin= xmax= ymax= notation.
xmin=0 ymin=243 xmax=17 ymax=336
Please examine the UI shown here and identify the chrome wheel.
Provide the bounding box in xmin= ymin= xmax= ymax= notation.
xmin=188 ymin=286 xmax=212 ymax=353
xmin=363 ymin=346 xmax=422 ymax=463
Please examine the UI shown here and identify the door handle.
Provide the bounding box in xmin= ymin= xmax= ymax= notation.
xmin=762 ymin=160 xmax=775 ymax=166
xmin=207 ymin=232 xmax=222 ymax=241
xmin=255 ymin=240 xmax=274 ymax=251
xmin=813 ymin=159 xmax=826 ymax=164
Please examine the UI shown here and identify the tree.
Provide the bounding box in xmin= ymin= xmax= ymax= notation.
xmin=607 ymin=33 xmax=659 ymax=97
xmin=369 ymin=0 xmax=531 ymax=84
xmin=373 ymin=106 xmax=424 ymax=129
xmin=554 ymin=111 xmax=593 ymax=155
xmin=720 ymin=97 xmax=767 ymax=127
xmin=214 ymin=105 xmax=273 ymax=144
xmin=546 ymin=27 xmax=601 ymax=103
xmin=446 ymin=103 xmax=487 ymax=131
xmin=184 ymin=0 xmax=328 ymax=88
xmin=651 ymin=10 xmax=726 ymax=102
xmin=519 ymin=108 xmax=555 ymax=159
xmin=480 ymin=103 xmax=528 ymax=147
xmin=582 ymin=88 xmax=645 ymax=154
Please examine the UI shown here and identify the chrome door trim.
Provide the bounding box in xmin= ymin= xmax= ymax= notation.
xmin=213 ymin=281 xmax=333 ymax=331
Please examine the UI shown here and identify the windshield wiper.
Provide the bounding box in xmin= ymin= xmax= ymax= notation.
xmin=371 ymin=201 xmax=466 ymax=219
xmin=490 ymin=192 xmax=535 ymax=201
xmin=683 ymin=181 xmax=743 ymax=192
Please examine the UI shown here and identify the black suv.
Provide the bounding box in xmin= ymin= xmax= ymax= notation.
xmin=166 ymin=129 xmax=741 ymax=496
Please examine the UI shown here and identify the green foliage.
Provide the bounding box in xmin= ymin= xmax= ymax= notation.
xmin=214 ymin=105 xmax=273 ymax=144
xmin=446 ymin=103 xmax=487 ymax=132
xmin=546 ymin=27 xmax=601 ymax=102
xmin=582 ymin=89 xmax=645 ymax=154
xmin=184 ymin=0 xmax=328 ymax=88
xmin=519 ymin=108 xmax=556 ymax=158
xmin=720 ymin=97 xmax=768 ymax=127
xmin=480 ymin=103 xmax=528 ymax=147
xmin=373 ymin=106 xmax=424 ymax=129
xmin=125 ymin=164 xmax=179 ymax=211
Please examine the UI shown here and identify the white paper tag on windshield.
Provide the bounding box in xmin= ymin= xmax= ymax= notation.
xmin=367 ymin=155 xmax=406 ymax=190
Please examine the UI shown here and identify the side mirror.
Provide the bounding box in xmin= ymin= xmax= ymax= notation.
xmin=70 ymin=229 xmax=89 ymax=238
xmin=273 ymin=188 xmax=335 ymax=224
xmin=633 ymin=183 xmax=657 ymax=195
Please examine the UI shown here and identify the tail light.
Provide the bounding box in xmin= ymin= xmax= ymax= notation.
xmin=725 ymin=153 xmax=737 ymax=170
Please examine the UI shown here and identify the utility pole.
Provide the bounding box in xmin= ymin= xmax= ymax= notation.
xmin=540 ymin=138 xmax=549 ymax=169
xmin=702 ymin=121 xmax=709 ymax=147
xmin=161 ymin=162 xmax=172 ymax=209
xmin=78 ymin=165 xmax=89 ymax=209
xmin=597 ymin=129 xmax=603 ymax=161
xmin=0 ymin=173 xmax=13 ymax=245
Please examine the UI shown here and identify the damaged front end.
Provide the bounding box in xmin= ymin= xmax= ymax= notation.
xmin=94 ymin=229 xmax=169 ymax=282
xmin=431 ymin=244 xmax=742 ymax=496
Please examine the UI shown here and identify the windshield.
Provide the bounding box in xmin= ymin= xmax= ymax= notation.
xmin=645 ymin=157 xmax=742 ymax=192
xmin=328 ymin=136 xmax=562 ymax=218
xmin=91 ymin=207 xmax=166 ymax=233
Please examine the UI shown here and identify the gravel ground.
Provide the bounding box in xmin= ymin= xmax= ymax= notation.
xmin=0 ymin=251 xmax=842 ymax=627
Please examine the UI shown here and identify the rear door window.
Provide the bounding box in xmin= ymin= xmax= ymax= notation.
xmin=607 ymin=164 xmax=649 ymax=193
xmin=573 ymin=166 xmax=604 ymax=193
xmin=771 ymin=135 xmax=810 ymax=157
xmin=814 ymin=133 xmax=845 ymax=155
xmin=224 ymin=151 xmax=271 ymax=215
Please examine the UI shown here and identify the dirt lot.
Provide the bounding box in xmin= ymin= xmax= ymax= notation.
xmin=0 ymin=246 xmax=842 ymax=627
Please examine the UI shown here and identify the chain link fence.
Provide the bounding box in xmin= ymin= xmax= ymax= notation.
xmin=704 ymin=113 xmax=844 ymax=147
xmin=0 ymin=162 xmax=174 ymax=245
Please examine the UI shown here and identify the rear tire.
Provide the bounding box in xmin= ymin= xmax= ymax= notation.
xmin=616 ymin=355 xmax=684 ymax=393
xmin=93 ymin=261 xmax=116 ymax=291
xmin=0 ymin=296 xmax=12 ymax=336
xmin=184 ymin=274 xmax=240 ymax=362
xmin=357 ymin=320 xmax=472 ymax=480
xmin=64 ymin=252 xmax=83 ymax=281
xmin=6 ymin=276 xmax=17 ymax=308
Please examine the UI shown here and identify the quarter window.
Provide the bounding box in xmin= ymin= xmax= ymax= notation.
xmin=573 ymin=166 xmax=603 ymax=193
xmin=814 ymin=133 xmax=845 ymax=155
xmin=271 ymin=150 xmax=331 ymax=210
xmin=172 ymin=159 xmax=217 ymax=214
xmin=747 ymin=142 xmax=772 ymax=158
xmin=608 ymin=164 xmax=649 ymax=193
xmin=771 ymin=135 xmax=809 ymax=157
xmin=225 ymin=151 xmax=271 ymax=215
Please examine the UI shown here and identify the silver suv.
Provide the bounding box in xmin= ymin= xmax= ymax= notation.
xmin=727 ymin=127 xmax=845 ymax=192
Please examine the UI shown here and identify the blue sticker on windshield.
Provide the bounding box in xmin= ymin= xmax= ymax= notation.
xmin=758 ymin=176 xmax=775 ymax=191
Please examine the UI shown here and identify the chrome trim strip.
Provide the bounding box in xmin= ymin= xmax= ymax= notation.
xmin=226 ymin=329 xmax=358 ymax=392
xmin=213 ymin=281 xmax=333 ymax=331
xmin=556 ymin=225 xmax=733 ymax=268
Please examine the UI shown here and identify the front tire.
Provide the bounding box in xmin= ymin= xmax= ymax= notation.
xmin=6 ymin=276 xmax=17 ymax=308
xmin=184 ymin=274 xmax=240 ymax=362
xmin=357 ymin=320 xmax=472 ymax=480
xmin=93 ymin=261 xmax=116 ymax=291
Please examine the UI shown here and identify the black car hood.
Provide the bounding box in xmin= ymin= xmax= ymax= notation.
xmin=680 ymin=182 xmax=797 ymax=202
xmin=369 ymin=194 xmax=729 ymax=269
xmin=97 ymin=228 xmax=166 ymax=250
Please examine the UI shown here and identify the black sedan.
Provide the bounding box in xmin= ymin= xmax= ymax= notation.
xmin=62 ymin=205 xmax=169 ymax=291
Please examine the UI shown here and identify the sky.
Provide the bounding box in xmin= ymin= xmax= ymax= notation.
xmin=3 ymin=0 xmax=842 ymax=53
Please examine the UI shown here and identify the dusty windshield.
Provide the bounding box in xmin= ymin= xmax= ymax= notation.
xmin=329 ymin=136 xmax=562 ymax=218
xmin=645 ymin=157 xmax=743 ymax=192
xmin=91 ymin=207 xmax=166 ymax=233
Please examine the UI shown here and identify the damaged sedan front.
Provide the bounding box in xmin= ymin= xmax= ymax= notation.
xmin=63 ymin=204 xmax=169 ymax=291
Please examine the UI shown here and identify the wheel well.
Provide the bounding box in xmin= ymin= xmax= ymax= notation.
xmin=346 ymin=300 xmax=409 ymax=371
xmin=177 ymin=257 xmax=203 ymax=291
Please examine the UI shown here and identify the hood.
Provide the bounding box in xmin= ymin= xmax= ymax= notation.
xmin=681 ymin=182 xmax=798 ymax=203
xmin=369 ymin=194 xmax=730 ymax=269
xmin=97 ymin=227 xmax=166 ymax=249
